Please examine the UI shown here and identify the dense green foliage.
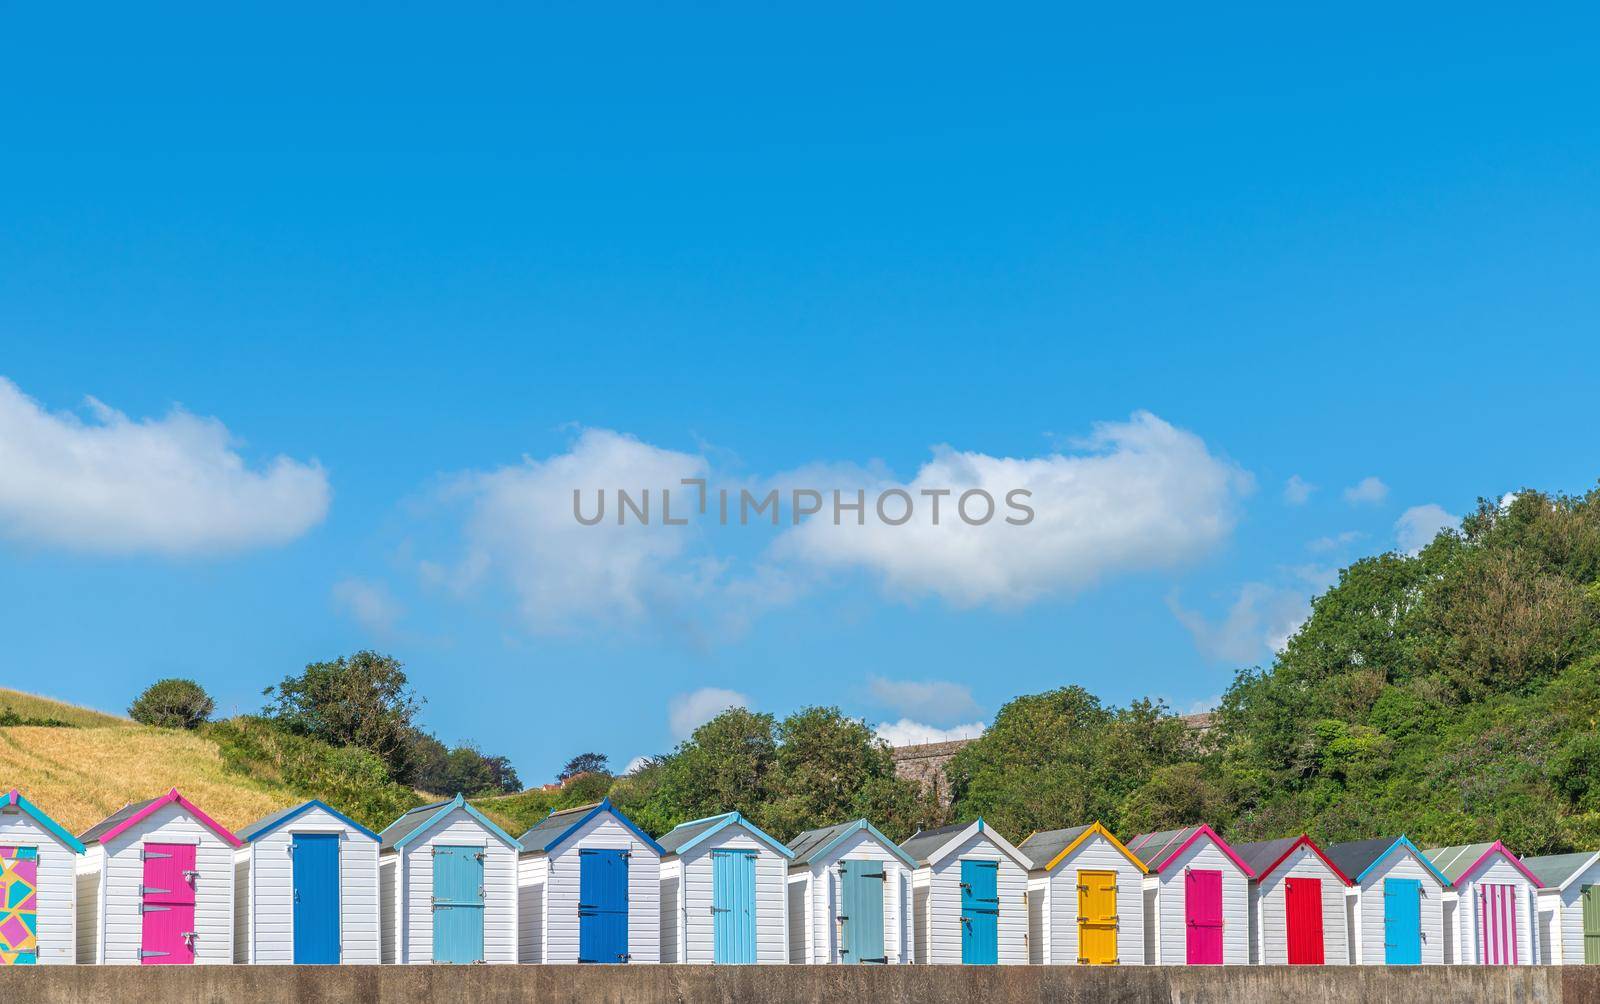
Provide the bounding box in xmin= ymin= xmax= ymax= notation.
xmin=0 ymin=705 xmax=74 ymax=728
xmin=945 ymin=487 xmax=1600 ymax=854
xmin=129 ymin=678 xmax=214 ymax=730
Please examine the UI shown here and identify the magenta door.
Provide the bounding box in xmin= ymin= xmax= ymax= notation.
xmin=1185 ymin=869 xmax=1224 ymax=964
xmin=140 ymin=843 xmax=196 ymax=965
xmin=1478 ymin=884 xmax=1520 ymax=964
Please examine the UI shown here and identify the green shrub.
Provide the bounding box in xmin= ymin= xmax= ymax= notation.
xmin=129 ymin=679 xmax=214 ymax=730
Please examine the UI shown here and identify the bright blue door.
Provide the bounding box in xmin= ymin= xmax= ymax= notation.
xmin=579 ymin=848 xmax=630 ymax=963
xmin=960 ymin=859 xmax=999 ymax=965
xmin=712 ymin=849 xmax=757 ymax=964
xmin=1384 ymin=878 xmax=1422 ymax=964
xmin=291 ymin=833 xmax=341 ymax=964
xmin=432 ymin=845 xmax=485 ymax=964
xmin=839 ymin=860 xmax=886 ymax=964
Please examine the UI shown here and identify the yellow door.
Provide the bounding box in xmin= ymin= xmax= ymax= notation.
xmin=1077 ymin=869 xmax=1118 ymax=964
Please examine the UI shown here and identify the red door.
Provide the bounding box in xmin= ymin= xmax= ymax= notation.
xmin=1285 ymin=877 xmax=1324 ymax=964
xmin=140 ymin=843 xmax=197 ymax=965
xmin=1185 ymin=869 xmax=1224 ymax=964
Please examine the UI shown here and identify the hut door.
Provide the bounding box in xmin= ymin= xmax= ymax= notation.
xmin=292 ymin=833 xmax=342 ymax=964
xmin=1076 ymin=869 xmax=1117 ymax=965
xmin=711 ymin=849 xmax=756 ymax=964
xmin=0 ymin=846 xmax=38 ymax=965
xmin=140 ymin=843 xmax=196 ymax=965
xmin=1582 ymin=885 xmax=1600 ymax=964
xmin=839 ymin=860 xmax=886 ymax=963
xmin=1285 ymin=877 xmax=1324 ymax=964
xmin=1184 ymin=869 xmax=1223 ymax=964
xmin=1476 ymin=883 xmax=1519 ymax=964
xmin=578 ymin=848 xmax=630 ymax=963
xmin=959 ymin=859 xmax=999 ymax=964
xmin=431 ymin=845 xmax=485 ymax=963
xmin=1382 ymin=878 xmax=1422 ymax=964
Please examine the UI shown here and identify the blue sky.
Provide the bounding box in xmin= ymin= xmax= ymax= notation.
xmin=3 ymin=6 xmax=1598 ymax=782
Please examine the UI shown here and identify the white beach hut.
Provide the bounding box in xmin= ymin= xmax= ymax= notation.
xmin=516 ymin=798 xmax=663 ymax=964
xmin=1525 ymin=850 xmax=1600 ymax=965
xmin=658 ymin=811 xmax=792 ymax=964
xmin=0 ymin=790 xmax=84 ymax=965
xmin=899 ymin=819 xmax=1031 ymax=966
xmin=233 ymin=800 xmax=381 ymax=964
xmin=1325 ymin=836 xmax=1449 ymax=965
xmin=1018 ymin=821 xmax=1147 ymax=966
xmin=1426 ymin=841 xmax=1541 ymax=965
xmin=1234 ymin=835 xmax=1351 ymax=965
xmin=75 ymin=788 xmax=242 ymax=965
xmin=785 ymin=818 xmax=916 ymax=965
xmin=1124 ymin=825 xmax=1253 ymax=966
xmin=377 ymin=793 xmax=521 ymax=964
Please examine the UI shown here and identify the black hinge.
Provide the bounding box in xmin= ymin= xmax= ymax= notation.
xmin=863 ymin=956 xmax=888 ymax=964
xmin=863 ymin=872 xmax=886 ymax=879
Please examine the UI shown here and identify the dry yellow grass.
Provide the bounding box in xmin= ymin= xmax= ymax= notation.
xmin=0 ymin=687 xmax=128 ymax=728
xmin=0 ymin=724 xmax=301 ymax=836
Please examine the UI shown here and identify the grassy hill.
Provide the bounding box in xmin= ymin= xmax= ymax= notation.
xmin=0 ymin=687 xmax=529 ymax=836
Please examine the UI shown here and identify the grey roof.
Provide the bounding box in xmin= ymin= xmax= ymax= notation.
xmin=899 ymin=821 xmax=972 ymax=867
xmin=1425 ymin=843 xmax=1497 ymax=884
xmin=517 ymin=803 xmax=600 ymax=853
xmin=1232 ymin=837 xmax=1302 ymax=879
xmin=787 ymin=821 xmax=856 ymax=867
xmin=1522 ymin=852 xmax=1598 ymax=890
xmin=1323 ymin=837 xmax=1400 ymax=881
xmin=657 ymin=814 xmax=730 ymax=856
xmin=235 ymin=803 xmax=303 ymax=842
xmin=1017 ymin=825 xmax=1092 ymax=871
xmin=1124 ymin=827 xmax=1201 ymax=869
xmin=78 ymin=796 xmax=162 ymax=844
xmin=378 ymin=799 xmax=452 ymax=852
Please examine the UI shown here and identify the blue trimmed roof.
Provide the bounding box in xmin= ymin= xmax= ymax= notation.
xmin=657 ymin=811 xmax=794 ymax=859
xmin=3 ymin=790 xmax=84 ymax=854
xmin=378 ymin=793 xmax=522 ymax=853
xmin=786 ymin=818 xmax=916 ymax=870
xmin=516 ymin=798 xmax=664 ymax=857
xmin=1325 ymin=835 xmax=1450 ymax=887
xmin=237 ymin=799 xmax=380 ymax=843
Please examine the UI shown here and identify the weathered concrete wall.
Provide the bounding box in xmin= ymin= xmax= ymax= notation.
xmin=2 ymin=965 xmax=1594 ymax=1004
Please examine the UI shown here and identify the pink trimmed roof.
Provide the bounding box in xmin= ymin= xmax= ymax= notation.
xmin=1128 ymin=823 xmax=1255 ymax=877
xmin=1253 ymin=835 xmax=1355 ymax=886
xmin=80 ymin=787 xmax=243 ymax=848
xmin=1455 ymin=841 xmax=1542 ymax=888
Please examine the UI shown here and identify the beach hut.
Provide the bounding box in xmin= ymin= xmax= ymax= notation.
xmin=1018 ymin=821 xmax=1146 ymax=966
xmin=1524 ymin=850 xmax=1600 ymax=965
xmin=75 ymin=788 xmax=242 ymax=965
xmin=377 ymin=794 xmax=521 ymax=964
xmin=900 ymin=819 xmax=1031 ymax=965
xmin=1234 ymin=835 xmax=1352 ymax=965
xmin=1425 ymin=842 xmax=1540 ymax=965
xmin=233 ymin=800 xmax=381 ymax=965
xmin=658 ymin=811 xmax=792 ymax=964
xmin=785 ymin=818 xmax=917 ymax=965
xmin=1124 ymin=825 xmax=1252 ymax=965
xmin=0 ymin=790 xmax=84 ymax=965
xmin=516 ymin=798 xmax=663 ymax=964
xmin=1324 ymin=836 xmax=1449 ymax=965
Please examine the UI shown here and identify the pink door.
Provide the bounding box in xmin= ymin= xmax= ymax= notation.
xmin=1478 ymin=884 xmax=1519 ymax=965
xmin=1185 ymin=869 xmax=1224 ymax=964
xmin=140 ymin=843 xmax=197 ymax=965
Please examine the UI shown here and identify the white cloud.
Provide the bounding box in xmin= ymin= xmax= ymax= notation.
xmin=621 ymin=755 xmax=652 ymax=776
xmin=1169 ymin=584 xmax=1312 ymax=664
xmin=778 ymin=412 xmax=1252 ymax=607
xmin=1185 ymin=695 xmax=1222 ymax=715
xmin=1499 ymin=492 xmax=1519 ymax=510
xmin=0 ymin=376 xmax=328 ymax=556
xmin=1307 ymin=530 xmax=1363 ymax=553
xmin=1395 ymin=504 xmax=1458 ymax=555
xmin=1342 ymin=476 xmax=1389 ymax=505
xmin=1283 ymin=475 xmax=1315 ymax=505
xmin=331 ymin=578 xmax=403 ymax=635
xmin=874 ymin=719 xmax=986 ymax=747
xmin=668 ymin=687 xmax=749 ymax=739
xmin=867 ymin=676 xmax=982 ymax=725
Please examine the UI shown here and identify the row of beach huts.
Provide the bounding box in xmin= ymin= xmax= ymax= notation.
xmin=2 ymin=786 xmax=1598 ymax=967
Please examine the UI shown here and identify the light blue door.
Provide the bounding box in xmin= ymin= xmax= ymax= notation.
xmin=1384 ymin=878 xmax=1422 ymax=965
xmin=839 ymin=860 xmax=886 ymax=963
xmin=960 ymin=859 xmax=999 ymax=965
xmin=712 ymin=849 xmax=757 ymax=964
xmin=579 ymin=848 xmax=629 ymax=963
xmin=432 ymin=845 xmax=485 ymax=964
xmin=291 ymin=833 xmax=341 ymax=964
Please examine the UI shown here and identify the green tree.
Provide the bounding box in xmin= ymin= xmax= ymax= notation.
xmin=762 ymin=706 xmax=935 ymax=841
xmin=129 ymin=678 xmax=214 ymax=729
xmin=656 ymin=707 xmax=778 ymax=825
xmin=262 ymin=651 xmax=422 ymax=782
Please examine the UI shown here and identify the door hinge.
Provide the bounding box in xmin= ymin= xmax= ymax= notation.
xmin=140 ymin=950 xmax=169 ymax=959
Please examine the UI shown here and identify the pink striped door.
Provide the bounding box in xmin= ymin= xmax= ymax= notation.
xmin=140 ymin=844 xmax=197 ymax=965
xmin=1185 ymin=869 xmax=1224 ymax=964
xmin=1476 ymin=883 xmax=1519 ymax=965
